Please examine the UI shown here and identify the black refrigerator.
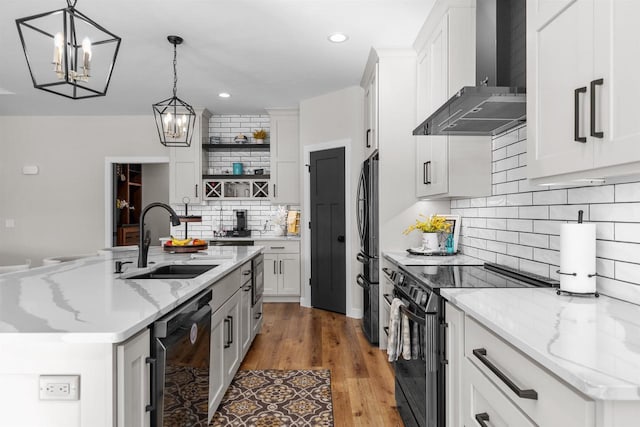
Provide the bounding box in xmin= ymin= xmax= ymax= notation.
xmin=356 ymin=152 xmax=379 ymax=345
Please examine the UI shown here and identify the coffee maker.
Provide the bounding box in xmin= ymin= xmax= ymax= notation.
xmin=227 ymin=209 xmax=251 ymax=237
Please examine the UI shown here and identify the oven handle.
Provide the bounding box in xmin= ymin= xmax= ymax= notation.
xmin=145 ymin=357 xmax=157 ymax=412
xmin=473 ymin=348 xmax=538 ymax=400
xmin=381 ymin=267 xmax=394 ymax=281
xmin=399 ymin=304 xmax=427 ymax=326
xmin=475 ymin=413 xmax=490 ymax=427
xmin=383 ymin=293 xmax=393 ymax=306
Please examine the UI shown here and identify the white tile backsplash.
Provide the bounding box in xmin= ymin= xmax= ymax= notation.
xmin=452 ymin=124 xmax=640 ymax=304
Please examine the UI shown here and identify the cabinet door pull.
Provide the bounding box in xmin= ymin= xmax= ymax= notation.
xmin=255 ymin=312 xmax=262 ymax=320
xmin=242 ymin=270 xmax=252 ymax=276
xmin=574 ymin=86 xmax=587 ymax=143
xmin=270 ymin=246 xmax=285 ymax=250
xmin=475 ymin=412 xmax=490 ymax=427
xmin=273 ymin=184 xmax=277 ymax=198
xmin=145 ymin=357 xmax=157 ymax=412
xmin=423 ymin=161 xmax=432 ymax=184
xmin=473 ymin=348 xmax=538 ymax=400
xmin=366 ymin=129 xmax=372 ymax=148
xmin=228 ymin=316 xmax=234 ymax=344
xmin=243 ymin=285 xmax=252 ymax=292
xmin=273 ymin=260 xmax=277 ymax=275
xmin=195 ymin=184 xmax=199 ymax=197
xmin=280 ymin=260 xmax=283 ymax=274
xmin=590 ymin=78 xmax=604 ymax=138
xmin=223 ymin=318 xmax=231 ymax=348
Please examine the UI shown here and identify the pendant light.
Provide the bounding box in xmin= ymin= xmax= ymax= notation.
xmin=15 ymin=0 xmax=121 ymax=99
xmin=152 ymin=35 xmax=196 ymax=147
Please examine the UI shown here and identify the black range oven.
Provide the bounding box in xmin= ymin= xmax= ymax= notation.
xmin=386 ymin=262 xmax=558 ymax=427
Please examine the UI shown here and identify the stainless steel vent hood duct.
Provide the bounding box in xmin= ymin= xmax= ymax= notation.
xmin=413 ymin=0 xmax=526 ymax=136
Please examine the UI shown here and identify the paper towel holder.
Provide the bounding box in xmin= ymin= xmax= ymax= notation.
xmin=555 ymin=270 xmax=600 ymax=297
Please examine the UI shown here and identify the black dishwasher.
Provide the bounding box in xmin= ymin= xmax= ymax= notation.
xmin=149 ymin=289 xmax=212 ymax=427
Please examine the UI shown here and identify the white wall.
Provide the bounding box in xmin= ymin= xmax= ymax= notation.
xmin=299 ymin=85 xmax=364 ymax=317
xmin=142 ymin=163 xmax=170 ymax=246
xmin=0 ymin=116 xmax=168 ymax=265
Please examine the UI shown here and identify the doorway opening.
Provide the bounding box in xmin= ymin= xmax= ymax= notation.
xmin=104 ymin=157 xmax=170 ymax=248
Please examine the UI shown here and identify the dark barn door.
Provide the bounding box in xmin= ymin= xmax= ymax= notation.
xmin=310 ymin=147 xmax=346 ymax=314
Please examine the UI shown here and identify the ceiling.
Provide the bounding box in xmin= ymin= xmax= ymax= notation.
xmin=0 ymin=0 xmax=435 ymax=116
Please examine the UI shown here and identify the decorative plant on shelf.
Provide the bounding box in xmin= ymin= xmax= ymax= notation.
xmin=271 ymin=205 xmax=288 ymax=235
xmin=252 ymin=129 xmax=267 ymax=143
xmin=403 ymin=214 xmax=452 ymax=251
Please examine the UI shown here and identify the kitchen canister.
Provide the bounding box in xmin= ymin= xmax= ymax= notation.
xmin=558 ymin=210 xmax=598 ymax=296
xmin=232 ymin=162 xmax=243 ymax=175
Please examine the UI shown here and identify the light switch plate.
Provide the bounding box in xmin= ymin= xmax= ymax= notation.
xmin=39 ymin=375 xmax=80 ymax=400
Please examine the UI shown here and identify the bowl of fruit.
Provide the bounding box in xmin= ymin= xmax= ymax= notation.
xmin=164 ymin=237 xmax=208 ymax=253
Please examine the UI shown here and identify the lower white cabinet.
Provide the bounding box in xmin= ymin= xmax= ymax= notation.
xmin=262 ymin=240 xmax=300 ymax=298
xmin=445 ymin=302 xmax=464 ymax=427
xmin=240 ymin=280 xmax=253 ymax=357
xmin=222 ymin=291 xmax=241 ymax=382
xmin=116 ymin=329 xmax=151 ymax=427
xmin=209 ymin=303 xmax=228 ymax=418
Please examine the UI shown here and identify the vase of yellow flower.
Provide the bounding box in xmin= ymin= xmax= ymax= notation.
xmin=403 ymin=214 xmax=452 ymax=251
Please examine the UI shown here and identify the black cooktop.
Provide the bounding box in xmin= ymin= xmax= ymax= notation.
xmin=401 ymin=262 xmax=559 ymax=293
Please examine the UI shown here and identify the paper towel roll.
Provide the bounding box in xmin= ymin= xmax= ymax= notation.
xmin=559 ymin=223 xmax=596 ymax=294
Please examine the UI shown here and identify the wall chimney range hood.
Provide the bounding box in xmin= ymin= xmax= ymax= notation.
xmin=413 ymin=0 xmax=526 ymax=136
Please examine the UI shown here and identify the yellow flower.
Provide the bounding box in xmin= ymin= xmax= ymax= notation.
xmin=403 ymin=214 xmax=452 ymax=235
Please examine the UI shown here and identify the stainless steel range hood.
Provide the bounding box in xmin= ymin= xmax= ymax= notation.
xmin=413 ymin=0 xmax=526 ymax=136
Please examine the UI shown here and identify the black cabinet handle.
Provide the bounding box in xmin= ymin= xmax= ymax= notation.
xmin=224 ymin=317 xmax=231 ymax=348
xmin=366 ymin=129 xmax=371 ymax=148
xmin=195 ymin=184 xmax=198 ymax=197
xmin=242 ymin=270 xmax=252 ymax=276
xmin=273 ymin=184 xmax=277 ymax=198
xmin=590 ymin=78 xmax=604 ymax=138
xmin=273 ymin=260 xmax=277 ymax=275
xmin=475 ymin=412 xmax=490 ymax=427
xmin=423 ymin=161 xmax=431 ymax=184
xmin=145 ymin=357 xmax=157 ymax=412
xmin=243 ymin=285 xmax=252 ymax=292
xmin=229 ymin=316 xmax=234 ymax=344
xmin=279 ymin=260 xmax=283 ymax=275
xmin=574 ymin=87 xmax=587 ymax=143
xmin=254 ymin=312 xmax=262 ymax=320
xmin=473 ymin=348 xmax=538 ymax=400
xmin=337 ymin=235 xmax=345 ymax=242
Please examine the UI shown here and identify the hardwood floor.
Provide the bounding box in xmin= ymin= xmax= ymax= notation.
xmin=240 ymin=303 xmax=404 ymax=427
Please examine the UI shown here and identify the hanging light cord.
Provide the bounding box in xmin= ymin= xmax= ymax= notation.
xmin=172 ymin=42 xmax=178 ymax=98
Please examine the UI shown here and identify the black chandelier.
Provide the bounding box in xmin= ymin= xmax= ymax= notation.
xmin=152 ymin=35 xmax=196 ymax=147
xmin=15 ymin=0 xmax=121 ymax=100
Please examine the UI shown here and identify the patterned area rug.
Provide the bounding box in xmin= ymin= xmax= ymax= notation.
xmin=210 ymin=369 xmax=334 ymax=427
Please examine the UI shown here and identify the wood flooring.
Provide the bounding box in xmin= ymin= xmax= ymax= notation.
xmin=240 ymin=303 xmax=404 ymax=427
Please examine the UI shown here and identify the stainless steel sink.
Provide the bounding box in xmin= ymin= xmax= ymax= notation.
xmin=126 ymin=264 xmax=218 ymax=280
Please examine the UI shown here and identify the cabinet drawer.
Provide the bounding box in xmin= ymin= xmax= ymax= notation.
xmin=465 ymin=317 xmax=594 ymax=427
xmin=261 ymin=240 xmax=299 ymax=253
xmin=462 ymin=358 xmax=536 ymax=427
xmin=239 ymin=260 xmax=252 ymax=285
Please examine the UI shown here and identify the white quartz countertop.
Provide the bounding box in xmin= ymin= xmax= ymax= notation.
xmin=161 ymin=235 xmax=300 ymax=242
xmin=441 ymin=287 xmax=640 ymax=400
xmin=0 ymin=246 xmax=262 ymax=344
xmin=383 ymin=251 xmax=483 ymax=266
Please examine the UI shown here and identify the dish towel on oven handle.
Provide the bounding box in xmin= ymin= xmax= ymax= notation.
xmin=387 ymin=298 xmax=406 ymax=362
xmin=402 ymin=313 xmax=412 ymax=360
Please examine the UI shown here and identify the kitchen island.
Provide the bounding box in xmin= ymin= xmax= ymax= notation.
xmin=0 ymin=245 xmax=262 ymax=427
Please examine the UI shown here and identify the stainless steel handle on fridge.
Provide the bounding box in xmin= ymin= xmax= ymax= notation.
xmin=279 ymin=260 xmax=283 ymax=274
xmin=473 ymin=348 xmax=538 ymax=400
xmin=356 ymin=168 xmax=366 ymax=244
xmin=590 ymin=78 xmax=604 ymax=138
xmin=574 ymin=86 xmax=587 ymax=143
xmin=356 ymin=253 xmax=369 ymax=264
xmin=423 ymin=161 xmax=432 ymax=184
xmin=356 ymin=274 xmax=369 ymax=289
xmin=145 ymin=357 xmax=157 ymax=412
xmin=475 ymin=413 xmax=490 ymax=427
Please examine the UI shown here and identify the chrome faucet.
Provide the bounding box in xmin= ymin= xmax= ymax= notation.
xmin=138 ymin=202 xmax=181 ymax=268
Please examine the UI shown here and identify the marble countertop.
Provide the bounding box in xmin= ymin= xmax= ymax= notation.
xmin=442 ymin=287 xmax=640 ymax=400
xmin=0 ymin=246 xmax=262 ymax=344
xmin=383 ymin=251 xmax=483 ymax=267
xmin=161 ymin=235 xmax=300 ymax=242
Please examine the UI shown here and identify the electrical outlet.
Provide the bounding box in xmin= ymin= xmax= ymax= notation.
xmin=39 ymin=375 xmax=80 ymax=401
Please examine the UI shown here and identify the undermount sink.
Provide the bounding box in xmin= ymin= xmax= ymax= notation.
xmin=126 ymin=264 xmax=218 ymax=280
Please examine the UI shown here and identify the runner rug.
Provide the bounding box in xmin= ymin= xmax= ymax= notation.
xmin=210 ymin=369 xmax=334 ymax=427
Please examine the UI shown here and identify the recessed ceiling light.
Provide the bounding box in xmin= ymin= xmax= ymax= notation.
xmin=328 ymin=33 xmax=349 ymax=43
xmin=218 ymin=92 xmax=231 ymax=98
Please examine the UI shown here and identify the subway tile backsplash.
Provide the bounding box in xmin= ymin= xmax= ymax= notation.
xmin=451 ymin=124 xmax=640 ymax=304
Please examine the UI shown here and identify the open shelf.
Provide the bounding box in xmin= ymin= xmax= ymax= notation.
xmin=203 ymin=143 xmax=270 ymax=151
xmin=203 ymin=174 xmax=271 ymax=180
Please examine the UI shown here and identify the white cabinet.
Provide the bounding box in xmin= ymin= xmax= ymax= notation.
xmin=527 ymin=0 xmax=640 ymax=183
xmin=169 ymin=108 xmax=211 ymax=204
xmin=208 ymin=302 xmax=227 ymax=418
xmin=116 ymin=329 xmax=151 ymax=427
xmin=414 ymin=3 xmax=491 ymax=199
xmin=222 ymin=291 xmax=241 ymax=382
xmin=267 ymin=109 xmax=299 ymax=204
xmin=263 ymin=240 xmax=301 ymax=298
xmin=239 ymin=261 xmax=253 ymax=357
xmin=362 ymin=62 xmax=379 ymax=159
xmin=444 ymin=302 xmax=463 ymax=427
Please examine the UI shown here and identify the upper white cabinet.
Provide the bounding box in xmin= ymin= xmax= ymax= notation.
xmin=362 ymin=62 xmax=379 ymax=159
xmin=169 ymin=108 xmax=211 ymax=204
xmin=527 ymin=0 xmax=640 ymax=183
xmin=414 ymin=1 xmax=491 ymax=199
xmin=267 ymin=109 xmax=300 ymax=204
